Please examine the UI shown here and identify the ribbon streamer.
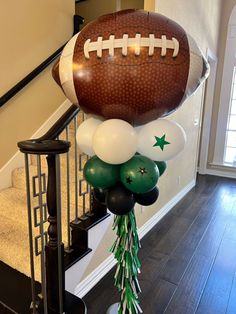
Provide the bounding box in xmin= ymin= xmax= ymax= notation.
xmin=111 ymin=210 xmax=142 ymax=314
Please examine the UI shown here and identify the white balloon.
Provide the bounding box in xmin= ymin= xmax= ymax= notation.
xmin=93 ymin=119 xmax=138 ymax=164
xmin=137 ymin=119 xmax=186 ymax=161
xmin=76 ymin=117 xmax=102 ymax=156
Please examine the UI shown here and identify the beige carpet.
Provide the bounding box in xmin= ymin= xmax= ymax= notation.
xmin=0 ymin=113 xmax=90 ymax=282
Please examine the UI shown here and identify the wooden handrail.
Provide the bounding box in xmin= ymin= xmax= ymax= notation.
xmin=0 ymin=15 xmax=84 ymax=108
xmin=0 ymin=45 xmax=65 ymax=108
xmin=18 ymin=104 xmax=80 ymax=153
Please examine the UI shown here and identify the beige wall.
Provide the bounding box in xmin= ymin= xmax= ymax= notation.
xmin=0 ymin=1 xmax=74 ymax=168
xmin=120 ymin=0 xmax=144 ymax=10
xmin=208 ymin=0 xmax=236 ymax=163
xmin=76 ymin=0 xmax=144 ymax=27
xmin=144 ymin=0 xmax=157 ymax=11
xmin=76 ymin=0 xmax=116 ymax=27
xmin=77 ymin=0 xmax=222 ymax=281
xmin=157 ymin=1 xmax=221 ymax=54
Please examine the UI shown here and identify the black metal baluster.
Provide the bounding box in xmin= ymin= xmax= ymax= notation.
xmin=18 ymin=106 xmax=101 ymax=314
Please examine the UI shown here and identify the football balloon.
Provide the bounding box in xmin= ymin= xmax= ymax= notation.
xmin=52 ymin=9 xmax=209 ymax=126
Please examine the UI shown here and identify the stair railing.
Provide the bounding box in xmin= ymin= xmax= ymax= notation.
xmin=18 ymin=104 xmax=108 ymax=313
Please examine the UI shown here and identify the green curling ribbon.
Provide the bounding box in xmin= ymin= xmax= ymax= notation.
xmin=110 ymin=210 xmax=142 ymax=314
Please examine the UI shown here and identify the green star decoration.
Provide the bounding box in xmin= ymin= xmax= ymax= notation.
xmin=126 ymin=177 xmax=133 ymax=184
xmin=138 ymin=167 xmax=147 ymax=176
xmin=153 ymin=134 xmax=170 ymax=151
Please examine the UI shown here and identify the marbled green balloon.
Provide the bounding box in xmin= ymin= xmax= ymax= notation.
xmin=155 ymin=161 xmax=167 ymax=176
xmin=84 ymin=156 xmax=120 ymax=189
xmin=120 ymin=155 xmax=159 ymax=193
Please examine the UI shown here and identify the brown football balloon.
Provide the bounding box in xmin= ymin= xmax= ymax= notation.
xmin=52 ymin=9 xmax=209 ymax=126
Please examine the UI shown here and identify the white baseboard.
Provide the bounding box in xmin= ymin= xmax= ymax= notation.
xmin=201 ymin=168 xmax=236 ymax=179
xmin=0 ymin=99 xmax=72 ymax=191
xmin=198 ymin=162 xmax=236 ymax=179
xmin=75 ymin=179 xmax=196 ymax=298
xmin=75 ymin=255 xmax=116 ymax=298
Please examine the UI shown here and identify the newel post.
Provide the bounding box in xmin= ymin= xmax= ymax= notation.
xmin=45 ymin=153 xmax=65 ymax=313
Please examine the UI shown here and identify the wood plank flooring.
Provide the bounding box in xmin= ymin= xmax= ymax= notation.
xmin=83 ymin=175 xmax=236 ymax=314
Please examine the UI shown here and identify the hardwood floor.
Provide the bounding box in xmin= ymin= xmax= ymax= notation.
xmin=83 ymin=175 xmax=236 ymax=314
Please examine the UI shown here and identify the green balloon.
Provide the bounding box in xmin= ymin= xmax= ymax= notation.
xmin=155 ymin=161 xmax=167 ymax=176
xmin=84 ymin=156 xmax=120 ymax=189
xmin=120 ymin=155 xmax=159 ymax=194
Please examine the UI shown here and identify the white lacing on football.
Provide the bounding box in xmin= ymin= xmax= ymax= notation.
xmin=84 ymin=34 xmax=179 ymax=59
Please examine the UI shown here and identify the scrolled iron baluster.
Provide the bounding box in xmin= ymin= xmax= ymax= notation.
xmin=24 ymin=154 xmax=38 ymax=314
xmin=37 ymin=155 xmax=48 ymax=314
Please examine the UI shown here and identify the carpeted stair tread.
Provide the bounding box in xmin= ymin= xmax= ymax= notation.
xmin=0 ymin=187 xmax=28 ymax=208
xmin=0 ymin=184 xmax=90 ymax=281
xmin=0 ymin=204 xmax=72 ymax=281
xmin=12 ymin=165 xmax=48 ymax=191
xmin=0 ymin=186 xmax=89 ymax=235
xmin=0 ymin=214 xmax=33 ymax=278
xmin=0 ymin=187 xmax=73 ymax=227
xmin=11 ymin=164 xmax=90 ymax=216
xmin=13 ymin=156 xmax=87 ymax=190
xmin=0 ymin=217 xmax=67 ymax=283
xmin=0 ymin=188 xmax=41 ymax=280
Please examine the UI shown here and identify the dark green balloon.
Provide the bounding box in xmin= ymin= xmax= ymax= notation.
xmin=84 ymin=156 xmax=120 ymax=189
xmin=120 ymin=155 xmax=159 ymax=194
xmin=155 ymin=161 xmax=167 ymax=176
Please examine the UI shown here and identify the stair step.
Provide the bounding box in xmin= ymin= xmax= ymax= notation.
xmin=12 ymin=164 xmax=47 ymax=191
xmin=12 ymin=155 xmax=87 ymax=191
xmin=0 ymin=185 xmax=109 ymax=279
xmin=72 ymin=212 xmax=111 ymax=231
xmin=64 ymin=291 xmax=87 ymax=314
xmin=64 ymin=247 xmax=92 ymax=270
xmin=11 ymin=169 xmax=90 ymax=216
xmin=0 ymin=187 xmax=44 ymax=225
xmin=0 ymin=261 xmax=41 ymax=314
xmin=11 ymin=160 xmax=90 ymax=217
xmin=0 ymin=261 xmax=87 ymax=314
xmin=0 ymin=301 xmax=18 ymax=314
xmin=65 ymin=211 xmax=110 ymax=270
xmin=0 ymin=212 xmax=41 ymax=281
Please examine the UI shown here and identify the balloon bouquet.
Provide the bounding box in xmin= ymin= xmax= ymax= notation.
xmin=52 ymin=9 xmax=209 ymax=314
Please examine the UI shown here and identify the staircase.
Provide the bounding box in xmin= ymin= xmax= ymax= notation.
xmin=0 ymin=105 xmax=110 ymax=313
